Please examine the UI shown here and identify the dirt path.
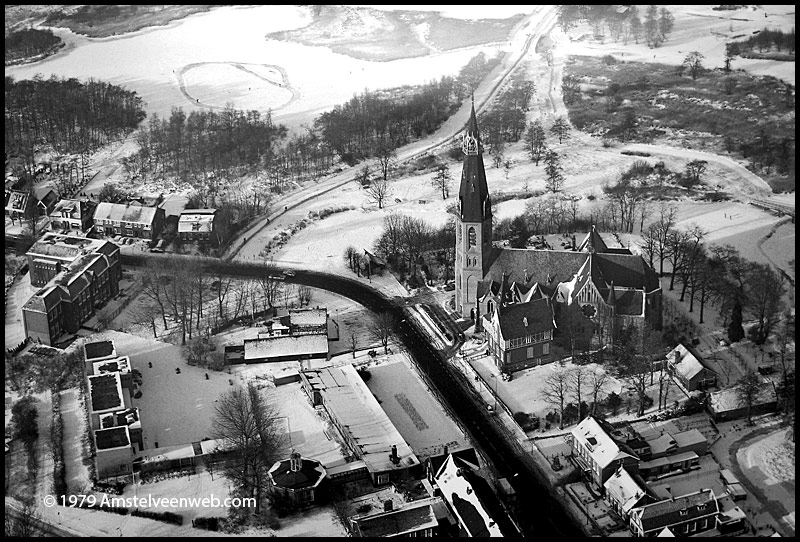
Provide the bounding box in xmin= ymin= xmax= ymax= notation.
xmin=34 ymin=391 xmax=54 ymax=500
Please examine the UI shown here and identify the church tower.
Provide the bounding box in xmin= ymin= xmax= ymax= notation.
xmin=455 ymin=102 xmax=493 ymax=319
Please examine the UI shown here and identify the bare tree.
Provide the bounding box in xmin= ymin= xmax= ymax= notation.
xmin=5 ymin=502 xmax=40 ymax=537
xmin=371 ymin=312 xmax=396 ymax=354
xmin=683 ymin=51 xmax=705 ymax=80
xmin=375 ymin=145 xmax=396 ymax=182
xmin=524 ymin=119 xmax=547 ymax=166
xmin=570 ymin=366 xmax=588 ymax=422
xmin=588 ymin=367 xmax=608 ymax=417
xmin=212 ymin=383 xmax=287 ymax=514
xmin=297 ymin=284 xmax=313 ymax=307
xmin=431 ymin=163 xmax=452 ymax=200
xmin=736 ymin=372 xmax=762 ymax=426
xmin=365 ymin=177 xmax=392 ymax=209
xmin=550 ymin=117 xmax=571 ymax=144
xmin=542 ymin=367 xmax=572 ymax=429
xmin=744 ymin=263 xmax=787 ymax=344
xmin=349 ymin=332 xmax=359 ymax=359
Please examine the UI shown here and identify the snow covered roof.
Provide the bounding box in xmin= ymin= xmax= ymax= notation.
xmin=668 ymin=344 xmax=710 ymax=380
xmin=435 ymin=455 xmax=503 ymax=537
xmin=94 ymin=201 xmax=159 ymax=225
xmin=630 ymin=489 xmax=718 ymax=534
xmin=28 ymin=232 xmax=110 ymax=263
xmin=301 ymin=365 xmax=419 ymax=474
xmin=243 ymin=334 xmax=328 ymax=361
xmin=289 ymin=308 xmax=327 ymax=327
xmin=604 ymin=467 xmax=648 ymax=514
xmin=708 ymin=382 xmax=777 ymax=413
xmin=571 ymin=417 xmax=637 ymax=470
xmin=353 ymin=501 xmax=438 ymax=537
xmin=178 ymin=208 xmax=217 ymax=233
xmin=495 ymin=297 xmax=554 ymax=340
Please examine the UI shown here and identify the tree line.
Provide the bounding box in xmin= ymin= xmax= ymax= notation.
xmin=726 ymin=26 xmax=796 ymax=58
xmin=315 ymin=52 xmax=499 ymax=165
xmin=558 ymin=5 xmax=675 ymax=48
xmin=5 ymin=28 xmax=63 ymax=64
xmin=5 ymin=75 xmax=146 ymax=179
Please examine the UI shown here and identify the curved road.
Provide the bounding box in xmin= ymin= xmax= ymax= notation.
xmin=121 ymin=253 xmax=583 ymax=538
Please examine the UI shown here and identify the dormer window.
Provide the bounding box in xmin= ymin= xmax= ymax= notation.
xmin=679 ymin=508 xmax=689 ymax=516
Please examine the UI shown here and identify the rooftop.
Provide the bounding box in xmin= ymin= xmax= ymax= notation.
xmin=435 ymin=455 xmax=503 ymax=537
xmin=268 ymin=456 xmax=327 ymax=490
xmin=178 ymin=209 xmax=217 ymax=233
xmin=84 ymin=340 xmax=117 ymax=362
xmin=353 ymin=501 xmax=438 ymax=537
xmin=302 ymin=365 xmax=419 ymax=474
xmin=571 ymin=417 xmax=638 ymax=469
xmin=27 ymin=232 xmax=109 ymax=263
xmin=94 ymin=201 xmax=159 ymax=225
xmin=365 ymin=361 xmax=470 ymax=461
xmin=94 ymin=426 xmax=130 ymax=451
xmin=244 ymin=334 xmax=328 ymax=361
xmin=92 ymin=355 xmax=131 ymax=375
xmin=88 ymin=372 xmax=125 ymax=414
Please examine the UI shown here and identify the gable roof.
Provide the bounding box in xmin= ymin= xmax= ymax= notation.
xmin=604 ymin=467 xmax=649 ymax=514
xmin=631 ymin=489 xmax=719 ymax=534
xmin=668 ymin=344 xmax=713 ymax=380
xmin=94 ymin=201 xmax=159 ymax=225
xmin=435 ymin=455 xmax=505 ymax=537
xmin=496 ymin=297 xmax=554 ymax=340
xmin=593 ymin=253 xmax=660 ymax=291
xmin=571 ymin=417 xmax=638 ymax=470
xmin=486 ymin=247 xmax=587 ymax=289
xmin=353 ymin=501 xmax=438 ymax=537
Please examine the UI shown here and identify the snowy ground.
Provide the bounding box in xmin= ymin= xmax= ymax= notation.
xmin=561 ymin=5 xmax=795 ymax=85
xmin=60 ymin=388 xmax=92 ymax=495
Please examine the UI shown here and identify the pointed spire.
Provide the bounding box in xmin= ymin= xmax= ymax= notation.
xmin=462 ymin=101 xmax=481 ymax=156
xmin=458 ymin=106 xmax=491 ymax=222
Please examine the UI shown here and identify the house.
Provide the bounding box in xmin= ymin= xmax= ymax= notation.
xmin=36 ymin=189 xmax=60 ymax=217
xmin=638 ymin=451 xmax=701 ymax=481
xmin=94 ymin=201 xmax=165 ymax=240
xmin=454 ymin=105 xmax=661 ymax=348
xmin=644 ymin=428 xmax=707 ymax=460
xmin=482 ymin=291 xmax=555 ymax=372
xmin=22 ymin=234 xmax=121 ymax=346
xmin=300 ymin=365 xmax=421 ymax=486
xmin=706 ymin=382 xmax=778 ymax=422
xmin=5 ymin=189 xmax=31 ymax=219
xmin=95 ymin=426 xmax=134 ymax=479
xmin=628 ymin=488 xmax=720 ymax=537
xmin=267 ymin=451 xmax=328 ymax=506
xmin=667 ymin=344 xmax=717 ymax=393
xmin=433 ymin=454 xmax=517 ymax=537
xmin=603 ymin=466 xmax=655 ymax=521
xmin=49 ymin=199 xmax=97 ymax=233
xmin=237 ymin=308 xmax=332 ymax=364
xmin=178 ymin=208 xmax=220 ymax=246
xmin=569 ymin=416 xmax=640 ymax=489
xmin=350 ymin=498 xmax=439 ymax=537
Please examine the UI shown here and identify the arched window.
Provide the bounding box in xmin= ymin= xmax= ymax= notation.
xmin=468 ymin=227 xmax=476 ymax=247
xmin=488 ymin=300 xmax=494 ymax=315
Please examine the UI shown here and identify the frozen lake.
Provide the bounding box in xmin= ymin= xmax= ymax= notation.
xmin=6 ymin=5 xmax=534 ymax=130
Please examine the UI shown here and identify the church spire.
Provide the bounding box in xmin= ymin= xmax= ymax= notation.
xmin=458 ymin=103 xmax=491 ymax=222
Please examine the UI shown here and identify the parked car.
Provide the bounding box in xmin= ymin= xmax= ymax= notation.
xmin=282 ymin=270 xmax=296 ymax=278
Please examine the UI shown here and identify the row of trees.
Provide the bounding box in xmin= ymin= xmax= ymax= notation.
xmin=478 ymin=71 xmax=535 ymax=155
xmin=133 ymin=257 xmax=313 ymax=348
xmin=726 ymin=26 xmax=796 ymax=57
xmin=638 ymin=211 xmax=788 ymax=344
xmin=5 ymin=28 xmax=62 ymax=64
xmin=557 ymin=5 xmax=675 ymax=48
xmin=5 ymin=75 xmax=146 ymax=178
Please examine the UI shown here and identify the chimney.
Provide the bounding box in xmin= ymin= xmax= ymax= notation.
xmin=390 ymin=445 xmax=399 ymax=464
xmin=523 ymin=269 xmax=529 ymax=283
xmin=443 ymin=444 xmax=448 ymax=456
xmin=384 ymin=500 xmax=393 ymax=512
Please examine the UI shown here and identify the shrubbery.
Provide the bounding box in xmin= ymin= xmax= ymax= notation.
xmin=131 ymin=509 xmax=183 ymax=525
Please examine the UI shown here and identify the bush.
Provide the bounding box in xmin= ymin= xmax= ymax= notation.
xmin=602 ymin=55 xmax=618 ymax=65
xmin=193 ymin=516 xmax=222 ymax=531
xmin=11 ymin=396 xmax=39 ymax=442
xmin=131 ymin=509 xmax=183 ymax=525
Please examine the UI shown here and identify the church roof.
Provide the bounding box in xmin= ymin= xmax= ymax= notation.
xmin=486 ymin=247 xmax=586 ymax=288
xmin=458 ymin=104 xmax=492 ymax=223
xmin=496 ymin=297 xmax=554 ymax=340
xmin=593 ymin=253 xmax=660 ymax=292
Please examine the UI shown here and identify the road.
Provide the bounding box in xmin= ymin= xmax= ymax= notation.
xmin=122 ymin=252 xmax=584 ymax=537
xmin=223 ymin=6 xmax=561 ymax=262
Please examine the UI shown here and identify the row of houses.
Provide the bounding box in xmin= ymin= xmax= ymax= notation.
xmin=6 ymin=189 xmax=223 ymax=247
xmin=569 ymin=416 xmax=750 ymax=537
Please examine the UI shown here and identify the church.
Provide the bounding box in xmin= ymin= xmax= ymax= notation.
xmin=454 ymin=105 xmax=662 ymax=374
